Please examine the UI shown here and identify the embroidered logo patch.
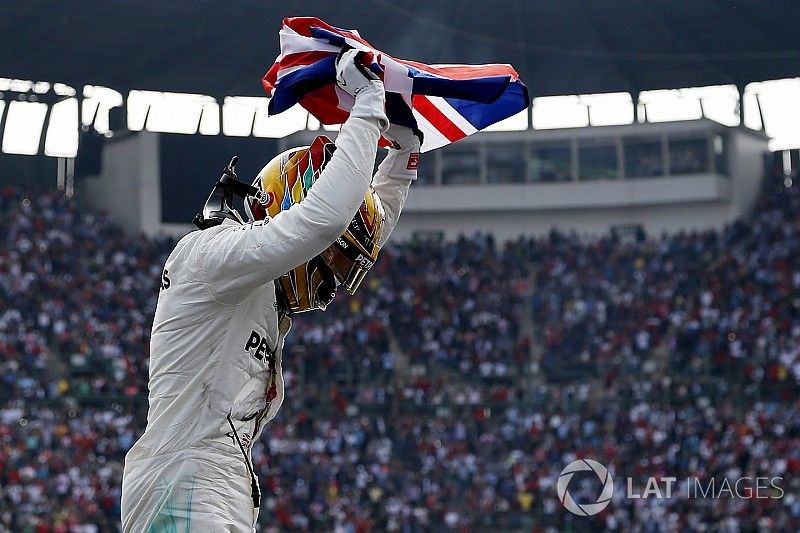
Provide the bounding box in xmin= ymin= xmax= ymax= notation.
xmin=407 ymin=152 xmax=420 ymax=170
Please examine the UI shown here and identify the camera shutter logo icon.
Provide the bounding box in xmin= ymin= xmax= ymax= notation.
xmin=557 ymin=459 xmax=614 ymax=516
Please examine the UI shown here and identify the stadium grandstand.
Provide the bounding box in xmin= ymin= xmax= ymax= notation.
xmin=1 ymin=1 xmax=799 ymax=531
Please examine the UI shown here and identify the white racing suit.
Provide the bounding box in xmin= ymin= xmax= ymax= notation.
xmin=120 ymin=115 xmax=417 ymax=532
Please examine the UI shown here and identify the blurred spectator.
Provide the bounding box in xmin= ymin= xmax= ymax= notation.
xmin=0 ymin=170 xmax=798 ymax=531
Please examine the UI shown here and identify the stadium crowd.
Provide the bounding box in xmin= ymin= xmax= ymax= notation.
xmin=0 ymin=168 xmax=798 ymax=531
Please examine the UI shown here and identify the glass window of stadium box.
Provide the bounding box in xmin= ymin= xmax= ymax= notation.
xmin=623 ymin=136 xmax=663 ymax=178
xmin=668 ymin=136 xmax=710 ymax=175
xmin=530 ymin=141 xmax=572 ymax=182
xmin=441 ymin=146 xmax=481 ymax=184
xmin=485 ymin=143 xmax=526 ymax=183
xmin=577 ymin=138 xmax=618 ymax=180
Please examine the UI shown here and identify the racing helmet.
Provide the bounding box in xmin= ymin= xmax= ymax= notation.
xmin=245 ymin=135 xmax=385 ymax=314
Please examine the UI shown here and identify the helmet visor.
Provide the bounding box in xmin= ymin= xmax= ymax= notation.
xmin=320 ymin=234 xmax=377 ymax=295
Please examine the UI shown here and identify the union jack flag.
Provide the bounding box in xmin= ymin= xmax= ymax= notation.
xmin=262 ymin=17 xmax=530 ymax=152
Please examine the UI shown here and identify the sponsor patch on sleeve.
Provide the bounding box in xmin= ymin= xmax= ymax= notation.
xmin=407 ymin=152 xmax=420 ymax=170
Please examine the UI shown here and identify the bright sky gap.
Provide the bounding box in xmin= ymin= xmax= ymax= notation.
xmin=1 ymin=77 xmax=799 ymax=157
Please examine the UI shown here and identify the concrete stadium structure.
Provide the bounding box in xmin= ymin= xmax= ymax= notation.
xmin=84 ymin=118 xmax=769 ymax=242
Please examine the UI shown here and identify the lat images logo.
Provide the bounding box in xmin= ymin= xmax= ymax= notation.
xmin=557 ymin=459 xmax=614 ymax=516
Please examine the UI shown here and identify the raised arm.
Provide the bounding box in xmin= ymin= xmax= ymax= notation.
xmin=372 ymin=125 xmax=421 ymax=247
xmin=199 ymin=49 xmax=389 ymax=302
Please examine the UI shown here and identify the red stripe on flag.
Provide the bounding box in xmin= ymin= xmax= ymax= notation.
xmin=300 ymin=85 xmax=350 ymax=125
xmin=262 ymin=66 xmax=279 ymax=94
xmin=413 ymin=95 xmax=466 ymax=142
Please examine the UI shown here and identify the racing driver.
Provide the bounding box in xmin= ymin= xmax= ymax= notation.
xmin=121 ymin=47 xmax=421 ymax=532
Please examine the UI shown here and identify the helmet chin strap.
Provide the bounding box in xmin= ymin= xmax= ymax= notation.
xmin=194 ymin=156 xmax=262 ymax=230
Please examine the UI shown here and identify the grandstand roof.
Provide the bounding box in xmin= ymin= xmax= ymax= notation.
xmin=3 ymin=0 xmax=800 ymax=98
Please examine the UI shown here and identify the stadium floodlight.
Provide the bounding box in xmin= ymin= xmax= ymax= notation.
xmin=198 ymin=101 xmax=220 ymax=135
xmin=53 ymin=83 xmax=77 ymax=97
xmin=44 ymin=98 xmax=79 ymax=157
xmin=532 ymin=95 xmax=589 ymax=129
xmin=680 ymin=85 xmax=739 ymax=127
xmin=252 ymin=103 xmax=308 ymax=138
xmin=83 ymin=85 xmax=123 ymax=134
xmin=2 ymin=100 xmax=48 ymax=155
xmin=746 ymin=78 xmax=800 ymax=151
xmin=127 ymin=90 xmax=155 ymax=131
xmin=140 ymin=92 xmax=216 ymax=135
xmin=9 ymin=80 xmax=32 ymax=92
xmin=742 ymin=88 xmax=763 ymax=131
xmin=8 ymin=79 xmax=34 ymax=93
xmin=33 ymin=82 xmax=51 ymax=94
xmin=222 ymin=96 xmax=267 ymax=136
xmin=638 ymin=89 xmax=703 ymax=123
xmin=581 ymin=93 xmax=634 ymax=127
